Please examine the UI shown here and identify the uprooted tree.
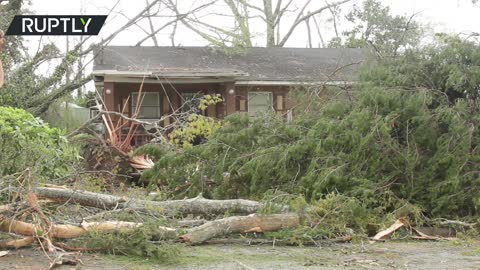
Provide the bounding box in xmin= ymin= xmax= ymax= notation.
xmin=137 ymin=35 xmax=480 ymax=220
xmin=0 ymin=1 xmax=479 ymax=265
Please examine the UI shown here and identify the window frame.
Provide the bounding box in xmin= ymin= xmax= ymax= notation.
xmin=130 ymin=92 xmax=161 ymax=119
xmin=247 ymin=91 xmax=274 ymax=116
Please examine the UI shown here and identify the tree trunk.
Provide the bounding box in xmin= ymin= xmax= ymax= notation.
xmin=0 ymin=237 xmax=34 ymax=249
xmin=0 ymin=216 xmax=143 ymax=239
xmin=34 ymin=187 xmax=262 ymax=216
xmin=180 ymin=214 xmax=300 ymax=245
xmin=263 ymin=0 xmax=276 ymax=47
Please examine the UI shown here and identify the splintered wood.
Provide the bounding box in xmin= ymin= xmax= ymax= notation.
xmin=370 ymin=218 xmax=450 ymax=243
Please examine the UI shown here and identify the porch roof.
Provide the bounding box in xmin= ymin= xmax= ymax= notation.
xmin=93 ymin=46 xmax=367 ymax=83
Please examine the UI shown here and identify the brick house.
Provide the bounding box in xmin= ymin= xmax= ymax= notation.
xmin=93 ymin=46 xmax=365 ymax=145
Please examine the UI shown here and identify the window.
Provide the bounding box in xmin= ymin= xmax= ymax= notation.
xmin=131 ymin=92 xmax=161 ymax=119
xmin=248 ymin=92 xmax=273 ymax=116
xmin=181 ymin=93 xmax=201 ymax=113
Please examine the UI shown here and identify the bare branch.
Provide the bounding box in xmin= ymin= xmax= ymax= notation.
xmin=224 ymin=0 xmax=253 ymax=46
xmin=278 ymin=0 xmax=351 ymax=47
xmin=312 ymin=15 xmax=326 ymax=48
xmin=145 ymin=0 xmax=160 ymax=46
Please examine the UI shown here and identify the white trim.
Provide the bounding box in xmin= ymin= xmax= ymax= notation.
xmin=93 ymin=70 xmax=153 ymax=76
xmin=103 ymin=76 xmax=235 ymax=84
xmin=94 ymin=70 xmax=355 ymax=86
xmin=235 ymin=80 xmax=355 ymax=86
xmin=94 ymin=69 xmax=247 ymax=78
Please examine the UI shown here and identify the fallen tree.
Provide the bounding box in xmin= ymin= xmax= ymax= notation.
xmin=34 ymin=187 xmax=262 ymax=216
xmin=0 ymin=211 xmax=299 ymax=248
xmin=0 ymin=187 xmax=465 ymax=254
xmin=180 ymin=214 xmax=300 ymax=245
xmin=0 ymin=214 xmax=177 ymax=248
xmin=0 ymin=191 xmax=298 ymax=248
xmin=0 ymin=237 xmax=34 ymax=249
xmin=0 ymin=217 xmax=142 ymax=239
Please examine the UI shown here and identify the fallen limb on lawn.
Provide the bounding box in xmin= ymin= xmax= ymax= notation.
xmin=1 ymin=213 xmax=299 ymax=248
xmin=370 ymin=219 xmax=405 ymax=242
xmin=0 ymin=216 xmax=144 ymax=239
xmin=34 ymin=187 xmax=262 ymax=216
xmin=180 ymin=214 xmax=300 ymax=245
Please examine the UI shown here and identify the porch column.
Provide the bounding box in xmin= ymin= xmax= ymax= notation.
xmin=103 ymin=81 xmax=115 ymax=111
xmin=224 ymin=81 xmax=236 ymax=116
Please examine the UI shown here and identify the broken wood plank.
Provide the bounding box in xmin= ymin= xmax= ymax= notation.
xmin=370 ymin=218 xmax=452 ymax=243
xmin=34 ymin=187 xmax=262 ymax=216
xmin=180 ymin=214 xmax=300 ymax=245
xmin=370 ymin=219 xmax=406 ymax=242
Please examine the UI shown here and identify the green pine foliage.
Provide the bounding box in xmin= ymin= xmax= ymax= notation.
xmin=361 ymin=35 xmax=480 ymax=102
xmin=139 ymin=87 xmax=480 ymax=218
xmin=73 ymin=224 xmax=182 ymax=262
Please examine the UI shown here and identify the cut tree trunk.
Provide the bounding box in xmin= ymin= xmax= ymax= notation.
xmin=0 ymin=215 xmax=178 ymax=249
xmin=0 ymin=216 xmax=143 ymax=239
xmin=0 ymin=237 xmax=34 ymax=249
xmin=180 ymin=214 xmax=300 ymax=245
xmin=34 ymin=187 xmax=262 ymax=216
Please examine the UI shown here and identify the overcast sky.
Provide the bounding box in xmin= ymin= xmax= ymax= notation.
xmin=27 ymin=0 xmax=479 ymax=49
xmin=21 ymin=0 xmax=479 ymax=92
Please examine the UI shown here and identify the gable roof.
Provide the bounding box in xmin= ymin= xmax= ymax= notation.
xmin=93 ymin=46 xmax=366 ymax=82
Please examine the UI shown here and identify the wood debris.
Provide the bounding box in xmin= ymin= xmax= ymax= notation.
xmin=370 ymin=218 xmax=450 ymax=243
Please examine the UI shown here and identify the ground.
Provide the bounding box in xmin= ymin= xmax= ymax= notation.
xmin=1 ymin=240 xmax=479 ymax=270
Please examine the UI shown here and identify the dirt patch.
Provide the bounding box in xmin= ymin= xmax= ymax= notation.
xmin=0 ymin=240 xmax=479 ymax=270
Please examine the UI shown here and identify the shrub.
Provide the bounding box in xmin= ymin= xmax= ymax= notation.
xmin=361 ymin=35 xmax=480 ymax=103
xmin=168 ymin=114 xmax=222 ymax=148
xmin=0 ymin=106 xmax=79 ymax=181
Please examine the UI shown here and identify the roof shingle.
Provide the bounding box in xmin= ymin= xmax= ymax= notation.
xmin=93 ymin=46 xmax=366 ymax=82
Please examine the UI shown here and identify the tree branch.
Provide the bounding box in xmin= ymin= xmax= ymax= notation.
xmin=278 ymin=0 xmax=351 ymax=47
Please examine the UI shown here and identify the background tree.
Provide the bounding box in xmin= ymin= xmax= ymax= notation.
xmin=362 ymin=34 xmax=480 ymax=103
xmin=0 ymin=0 xmax=180 ymax=116
xmin=330 ymin=0 xmax=422 ymax=57
xmin=0 ymin=0 xmax=24 ymax=72
xmin=155 ymin=0 xmax=352 ymax=48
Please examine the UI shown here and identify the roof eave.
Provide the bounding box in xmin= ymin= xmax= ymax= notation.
xmin=92 ymin=69 xmax=248 ymax=78
xmin=234 ymin=80 xmax=356 ymax=86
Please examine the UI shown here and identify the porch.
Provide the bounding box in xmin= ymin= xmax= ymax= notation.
xmin=100 ymin=81 xmax=290 ymax=146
